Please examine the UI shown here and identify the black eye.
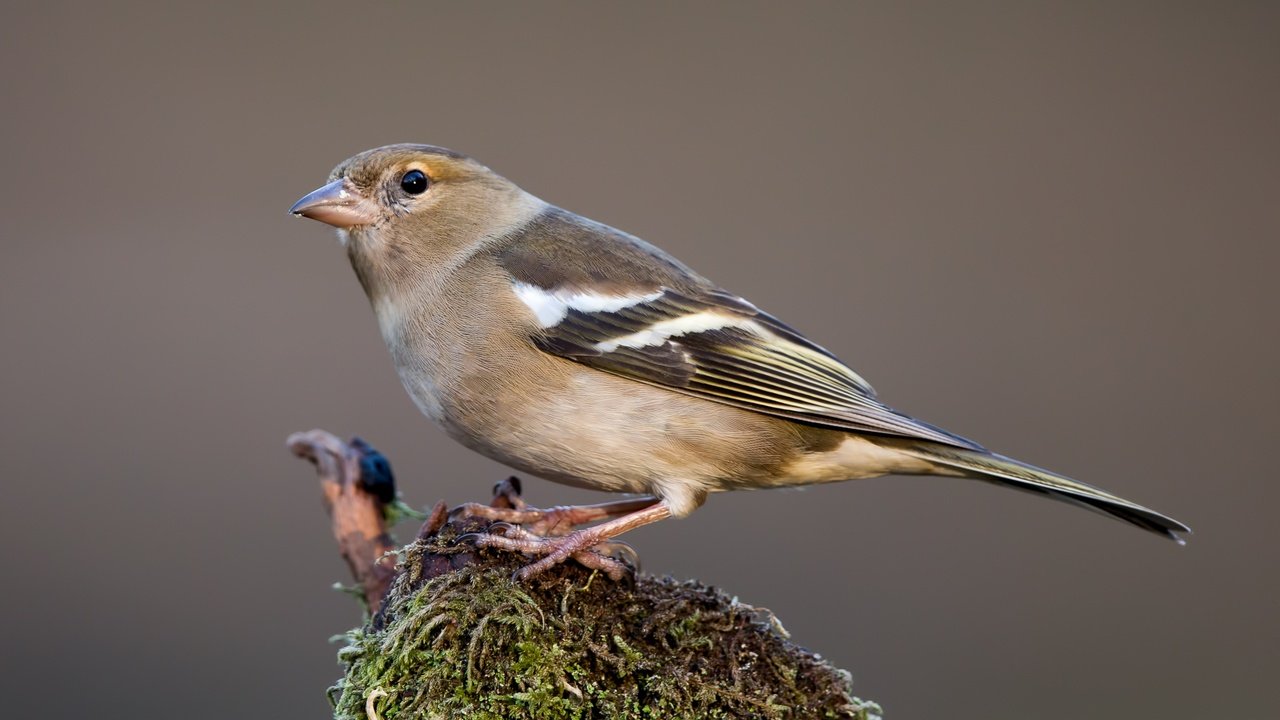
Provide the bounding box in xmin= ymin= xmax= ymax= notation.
xmin=400 ymin=169 xmax=429 ymax=195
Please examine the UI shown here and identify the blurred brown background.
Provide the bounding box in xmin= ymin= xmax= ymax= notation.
xmin=2 ymin=2 xmax=1276 ymax=718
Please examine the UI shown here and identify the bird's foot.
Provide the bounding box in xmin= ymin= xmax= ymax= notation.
xmin=509 ymin=528 xmax=636 ymax=581
xmin=446 ymin=482 xmax=670 ymax=581
xmin=458 ymin=524 xmax=637 ymax=582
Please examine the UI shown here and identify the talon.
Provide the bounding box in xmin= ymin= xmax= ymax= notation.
xmin=452 ymin=532 xmax=483 ymax=547
xmin=593 ymin=541 xmax=640 ymax=571
xmin=487 ymin=521 xmax=517 ymax=537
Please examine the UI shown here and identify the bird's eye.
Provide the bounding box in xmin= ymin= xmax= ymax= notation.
xmin=399 ymin=169 xmax=429 ymax=195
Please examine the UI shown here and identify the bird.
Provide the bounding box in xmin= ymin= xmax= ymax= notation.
xmin=290 ymin=143 xmax=1189 ymax=579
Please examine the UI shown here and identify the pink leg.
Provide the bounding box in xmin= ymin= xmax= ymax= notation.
xmin=452 ymin=496 xmax=660 ymax=536
xmin=474 ymin=500 xmax=673 ymax=580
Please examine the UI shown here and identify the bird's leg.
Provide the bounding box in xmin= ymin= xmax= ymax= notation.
xmin=526 ymin=497 xmax=661 ymax=536
xmin=474 ymin=500 xmax=673 ymax=581
xmin=451 ymin=496 xmax=660 ymax=537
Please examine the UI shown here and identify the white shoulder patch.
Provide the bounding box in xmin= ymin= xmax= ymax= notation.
xmin=512 ymin=283 xmax=570 ymax=326
xmin=511 ymin=282 xmax=663 ymax=328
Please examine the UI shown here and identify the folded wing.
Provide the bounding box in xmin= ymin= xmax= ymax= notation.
xmin=509 ymin=276 xmax=982 ymax=449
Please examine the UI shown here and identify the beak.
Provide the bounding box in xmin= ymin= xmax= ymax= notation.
xmin=289 ymin=178 xmax=379 ymax=228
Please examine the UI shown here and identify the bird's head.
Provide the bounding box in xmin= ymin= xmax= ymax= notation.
xmin=290 ymin=144 xmax=542 ymax=302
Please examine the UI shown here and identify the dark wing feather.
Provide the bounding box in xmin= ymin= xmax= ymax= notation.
xmin=537 ymin=288 xmax=981 ymax=449
xmin=498 ymin=208 xmax=983 ymax=450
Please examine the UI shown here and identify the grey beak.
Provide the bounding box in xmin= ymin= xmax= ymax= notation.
xmin=289 ymin=178 xmax=378 ymax=229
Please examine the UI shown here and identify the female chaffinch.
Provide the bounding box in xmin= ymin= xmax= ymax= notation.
xmin=291 ymin=144 xmax=1188 ymax=580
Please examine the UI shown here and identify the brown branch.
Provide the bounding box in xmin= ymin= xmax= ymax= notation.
xmin=287 ymin=429 xmax=399 ymax=610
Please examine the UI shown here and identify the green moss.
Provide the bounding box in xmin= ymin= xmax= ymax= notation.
xmin=329 ymin=519 xmax=881 ymax=719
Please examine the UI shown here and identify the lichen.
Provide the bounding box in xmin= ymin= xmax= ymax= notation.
xmin=328 ymin=518 xmax=881 ymax=719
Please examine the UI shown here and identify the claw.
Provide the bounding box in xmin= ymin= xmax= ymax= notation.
xmin=593 ymin=541 xmax=640 ymax=572
xmin=487 ymin=521 xmax=517 ymax=537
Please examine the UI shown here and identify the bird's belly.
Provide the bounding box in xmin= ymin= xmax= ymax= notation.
xmin=404 ymin=355 xmax=820 ymax=498
xmin=452 ymin=381 xmax=713 ymax=495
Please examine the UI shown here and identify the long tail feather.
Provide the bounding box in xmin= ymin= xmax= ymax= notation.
xmin=899 ymin=443 xmax=1190 ymax=543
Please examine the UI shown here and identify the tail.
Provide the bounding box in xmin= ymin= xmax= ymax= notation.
xmin=898 ymin=442 xmax=1190 ymax=543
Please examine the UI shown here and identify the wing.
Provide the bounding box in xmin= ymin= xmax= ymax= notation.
xmin=497 ymin=208 xmax=983 ymax=450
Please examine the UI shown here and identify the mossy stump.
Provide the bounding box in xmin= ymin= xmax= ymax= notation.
xmin=330 ymin=515 xmax=879 ymax=719
xmin=290 ymin=430 xmax=879 ymax=719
